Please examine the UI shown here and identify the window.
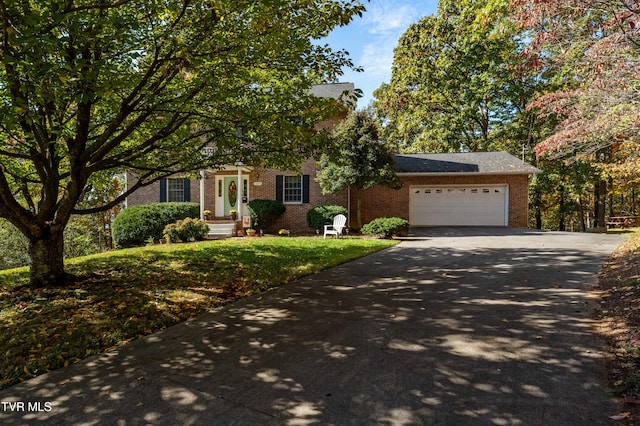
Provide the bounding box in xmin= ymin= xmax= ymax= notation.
xmin=276 ymin=175 xmax=309 ymax=204
xmin=284 ymin=175 xmax=303 ymax=203
xmin=167 ymin=178 xmax=185 ymax=202
xmin=160 ymin=178 xmax=190 ymax=202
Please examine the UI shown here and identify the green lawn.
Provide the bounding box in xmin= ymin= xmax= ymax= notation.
xmin=0 ymin=236 xmax=397 ymax=389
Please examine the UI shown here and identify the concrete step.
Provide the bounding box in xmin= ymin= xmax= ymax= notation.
xmin=207 ymin=223 xmax=236 ymax=236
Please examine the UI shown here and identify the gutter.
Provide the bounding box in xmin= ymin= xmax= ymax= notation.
xmin=396 ymin=170 xmax=541 ymax=177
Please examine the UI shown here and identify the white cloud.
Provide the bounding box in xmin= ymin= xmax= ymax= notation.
xmin=362 ymin=2 xmax=417 ymax=35
xmin=360 ymin=38 xmax=396 ymax=79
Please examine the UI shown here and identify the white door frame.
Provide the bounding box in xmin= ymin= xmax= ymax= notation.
xmin=215 ymin=174 xmax=249 ymax=217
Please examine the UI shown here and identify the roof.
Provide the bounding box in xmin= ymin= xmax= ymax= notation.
xmin=310 ymin=82 xmax=356 ymax=103
xmin=393 ymin=152 xmax=541 ymax=175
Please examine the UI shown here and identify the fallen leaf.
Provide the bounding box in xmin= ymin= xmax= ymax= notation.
xmin=610 ymin=412 xmax=631 ymax=420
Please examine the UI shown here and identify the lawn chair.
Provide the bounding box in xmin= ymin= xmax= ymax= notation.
xmin=324 ymin=214 xmax=347 ymax=238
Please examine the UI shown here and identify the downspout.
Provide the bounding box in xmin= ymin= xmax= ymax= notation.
xmin=199 ymin=170 xmax=205 ymax=220
xmin=348 ymin=185 xmax=351 ymax=229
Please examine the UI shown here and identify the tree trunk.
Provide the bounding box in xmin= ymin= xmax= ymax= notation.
xmin=593 ymin=179 xmax=607 ymax=230
xmin=28 ymin=229 xmax=69 ymax=287
xmin=577 ymin=197 xmax=586 ymax=232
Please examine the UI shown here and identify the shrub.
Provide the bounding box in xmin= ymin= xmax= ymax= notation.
xmin=164 ymin=217 xmax=209 ymax=243
xmin=247 ymin=199 xmax=285 ymax=231
xmin=361 ymin=217 xmax=409 ymax=239
xmin=0 ymin=219 xmax=29 ymax=270
xmin=306 ymin=205 xmax=348 ymax=230
xmin=112 ymin=202 xmax=200 ymax=248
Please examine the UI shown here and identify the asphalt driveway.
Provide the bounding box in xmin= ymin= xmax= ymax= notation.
xmin=0 ymin=228 xmax=624 ymax=425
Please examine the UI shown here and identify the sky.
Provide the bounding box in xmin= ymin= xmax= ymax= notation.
xmin=323 ymin=0 xmax=439 ymax=109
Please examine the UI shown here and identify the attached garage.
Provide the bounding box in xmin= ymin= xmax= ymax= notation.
xmin=409 ymin=185 xmax=508 ymax=226
xmin=355 ymin=152 xmax=541 ymax=229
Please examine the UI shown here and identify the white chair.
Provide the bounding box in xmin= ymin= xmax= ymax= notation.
xmin=324 ymin=214 xmax=347 ymax=238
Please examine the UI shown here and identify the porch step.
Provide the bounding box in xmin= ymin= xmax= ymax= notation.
xmin=207 ymin=223 xmax=236 ymax=236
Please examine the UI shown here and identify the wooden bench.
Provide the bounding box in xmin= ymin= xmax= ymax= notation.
xmin=606 ymin=216 xmax=639 ymax=229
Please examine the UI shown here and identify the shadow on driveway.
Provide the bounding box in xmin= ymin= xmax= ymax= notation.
xmin=0 ymin=229 xmax=624 ymax=425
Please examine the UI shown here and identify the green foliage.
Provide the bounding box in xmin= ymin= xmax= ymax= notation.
xmin=374 ymin=0 xmax=531 ymax=154
xmin=318 ymin=111 xmax=400 ymax=193
xmin=0 ymin=220 xmax=30 ymax=270
xmin=361 ymin=217 xmax=409 ymax=239
xmin=0 ymin=0 xmax=365 ymax=285
xmin=0 ymin=216 xmax=114 ymax=270
xmin=306 ymin=205 xmax=348 ymax=229
xmin=247 ymin=199 xmax=286 ymax=231
xmin=163 ymin=218 xmax=209 ymax=243
xmin=112 ymin=203 xmax=200 ymax=248
xmin=529 ymin=159 xmax=601 ymax=231
xmin=317 ymin=111 xmax=400 ymax=228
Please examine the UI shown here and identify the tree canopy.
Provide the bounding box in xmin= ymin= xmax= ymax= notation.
xmin=316 ymin=110 xmax=400 ymax=228
xmin=374 ymin=0 xmax=528 ymax=153
xmin=511 ymin=0 xmax=640 ymax=161
xmin=0 ymin=0 xmax=366 ymax=286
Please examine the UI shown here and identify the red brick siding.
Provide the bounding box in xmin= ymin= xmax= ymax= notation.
xmin=125 ymin=172 xmax=201 ymax=207
xmin=353 ymin=174 xmax=532 ymax=228
xmin=252 ymin=158 xmax=348 ymax=233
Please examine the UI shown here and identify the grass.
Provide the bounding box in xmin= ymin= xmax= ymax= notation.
xmin=0 ymin=236 xmax=397 ymax=389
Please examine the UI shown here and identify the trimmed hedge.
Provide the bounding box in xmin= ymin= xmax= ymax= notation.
xmin=306 ymin=205 xmax=348 ymax=230
xmin=112 ymin=202 xmax=200 ymax=248
xmin=361 ymin=217 xmax=409 ymax=239
xmin=247 ymin=199 xmax=285 ymax=231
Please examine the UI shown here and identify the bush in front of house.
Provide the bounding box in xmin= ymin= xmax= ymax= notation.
xmin=112 ymin=202 xmax=200 ymax=248
xmin=360 ymin=217 xmax=409 ymax=239
xmin=306 ymin=205 xmax=348 ymax=230
xmin=247 ymin=199 xmax=285 ymax=231
xmin=163 ymin=217 xmax=209 ymax=243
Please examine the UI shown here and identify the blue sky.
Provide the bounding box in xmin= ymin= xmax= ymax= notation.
xmin=323 ymin=0 xmax=439 ymax=108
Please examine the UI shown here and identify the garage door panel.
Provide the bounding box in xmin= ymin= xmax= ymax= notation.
xmin=410 ymin=185 xmax=507 ymax=226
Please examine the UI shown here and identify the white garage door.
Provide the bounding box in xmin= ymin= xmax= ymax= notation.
xmin=410 ymin=185 xmax=508 ymax=226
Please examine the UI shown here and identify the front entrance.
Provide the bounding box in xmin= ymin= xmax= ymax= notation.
xmin=216 ymin=175 xmax=249 ymax=217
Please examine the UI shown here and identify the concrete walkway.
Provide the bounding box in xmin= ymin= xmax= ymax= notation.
xmin=0 ymin=228 xmax=624 ymax=425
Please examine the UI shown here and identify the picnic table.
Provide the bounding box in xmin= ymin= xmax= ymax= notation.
xmin=606 ymin=216 xmax=639 ymax=229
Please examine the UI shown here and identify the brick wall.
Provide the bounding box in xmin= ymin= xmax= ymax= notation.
xmin=252 ymin=158 xmax=348 ymax=233
xmin=125 ymin=172 xmax=201 ymax=207
xmin=353 ymin=174 xmax=532 ymax=228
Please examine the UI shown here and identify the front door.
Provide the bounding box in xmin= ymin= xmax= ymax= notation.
xmin=223 ymin=176 xmax=238 ymax=216
xmin=215 ymin=175 xmax=249 ymax=217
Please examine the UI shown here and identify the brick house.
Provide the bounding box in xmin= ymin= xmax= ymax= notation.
xmin=126 ymin=149 xmax=539 ymax=233
xmin=359 ymin=152 xmax=540 ymax=228
xmin=125 ymin=83 xmax=353 ymax=235
xmin=125 ymin=84 xmax=541 ymax=232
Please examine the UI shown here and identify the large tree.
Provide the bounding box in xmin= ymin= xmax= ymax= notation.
xmin=316 ymin=110 xmax=401 ymax=229
xmin=511 ymin=0 xmax=640 ymax=227
xmin=374 ymin=0 xmax=530 ymax=153
xmin=511 ymin=0 xmax=640 ymax=159
xmin=0 ymin=0 xmax=366 ymax=286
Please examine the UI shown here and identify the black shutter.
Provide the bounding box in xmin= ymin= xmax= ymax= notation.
xmin=275 ymin=175 xmax=283 ymax=202
xmin=302 ymin=175 xmax=310 ymax=203
xmin=183 ymin=178 xmax=191 ymax=202
xmin=159 ymin=178 xmax=167 ymax=202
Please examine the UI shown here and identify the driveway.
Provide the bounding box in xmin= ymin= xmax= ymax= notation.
xmin=0 ymin=228 xmax=623 ymax=425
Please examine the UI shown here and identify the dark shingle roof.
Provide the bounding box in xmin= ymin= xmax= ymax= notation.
xmin=310 ymin=83 xmax=355 ymax=101
xmin=393 ymin=152 xmax=541 ymax=175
